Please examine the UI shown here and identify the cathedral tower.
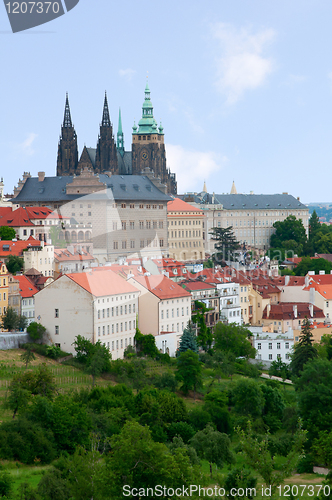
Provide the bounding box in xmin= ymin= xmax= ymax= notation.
xmin=95 ymin=92 xmax=118 ymax=174
xmin=56 ymin=94 xmax=79 ymax=176
xmin=131 ymin=82 xmax=177 ymax=194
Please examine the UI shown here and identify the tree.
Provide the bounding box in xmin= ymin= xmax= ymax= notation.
xmin=73 ymin=336 xmax=112 ymax=374
xmin=224 ymin=467 xmax=257 ymax=500
xmin=6 ymin=255 xmax=24 ymax=274
xmin=18 ymin=314 xmax=28 ymax=331
xmin=21 ymin=345 xmax=36 ymax=368
xmin=176 ymin=350 xmax=202 ymax=400
xmin=85 ymin=349 xmax=108 ymax=388
xmin=1 ymin=307 xmax=19 ymax=331
xmin=0 ymin=226 xmax=16 ymax=240
xmin=5 ymin=381 xmax=31 ymax=419
xmin=295 ymin=257 xmax=332 ymax=276
xmin=237 ymin=421 xmax=307 ymax=497
xmin=270 ymin=215 xmax=307 ymax=256
xmin=134 ymin=328 xmax=159 ymax=357
xmin=232 ymin=379 xmax=265 ymax=419
xmin=178 ymin=322 xmax=198 ymax=354
xmin=268 ymin=358 xmax=290 ymax=381
xmin=290 ymin=317 xmax=317 ymax=377
xmin=309 ymin=210 xmax=321 ymax=239
xmin=27 ymin=322 xmax=46 ymax=342
xmin=192 ymin=303 xmax=213 ymax=352
xmin=294 ymin=359 xmax=332 ymax=442
xmin=213 ymin=322 xmax=255 ymax=359
xmin=107 ymin=421 xmax=199 ymax=498
xmin=210 ymin=226 xmax=240 ymax=263
xmin=190 ymin=424 xmax=233 ymax=477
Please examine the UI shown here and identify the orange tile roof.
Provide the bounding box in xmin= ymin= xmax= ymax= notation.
xmin=66 ymin=269 xmax=139 ymax=297
xmin=304 ymin=283 xmax=332 ymax=299
xmin=131 ymin=275 xmax=191 ymax=300
xmin=182 ymin=281 xmax=216 ymax=292
xmin=14 ymin=275 xmax=38 ymax=298
xmin=167 ymin=198 xmax=204 ymax=215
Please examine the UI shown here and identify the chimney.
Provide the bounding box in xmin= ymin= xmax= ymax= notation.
xmin=38 ymin=171 xmax=45 ymax=182
xmin=267 ymin=304 xmax=271 ymax=318
xmin=309 ymin=287 xmax=315 ymax=305
xmin=285 ymin=275 xmax=290 ymax=286
xmin=319 ymin=270 xmax=325 ymax=275
xmin=309 ymin=303 xmax=314 ymax=317
xmin=293 ymin=304 xmax=298 ymax=318
xmin=305 ymin=275 xmax=309 ymax=288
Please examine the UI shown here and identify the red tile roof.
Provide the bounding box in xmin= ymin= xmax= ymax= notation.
xmin=262 ymin=303 xmax=325 ymax=321
xmin=131 ymin=275 xmax=191 ymax=300
xmin=14 ymin=275 xmax=38 ymax=298
xmin=0 ymin=238 xmax=42 ymax=257
xmin=66 ymin=269 xmax=138 ymax=297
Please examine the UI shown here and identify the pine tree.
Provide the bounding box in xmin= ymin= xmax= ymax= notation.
xmin=309 ymin=210 xmax=321 ymax=240
xmin=178 ymin=322 xmax=198 ymax=354
xmin=210 ymin=226 xmax=239 ymax=263
xmin=290 ymin=316 xmax=317 ymax=377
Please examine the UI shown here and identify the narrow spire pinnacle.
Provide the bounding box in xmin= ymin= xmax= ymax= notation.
xmin=102 ymin=92 xmax=111 ymax=127
xmin=117 ymin=107 xmax=125 ymax=155
xmin=63 ymin=93 xmax=72 ymax=128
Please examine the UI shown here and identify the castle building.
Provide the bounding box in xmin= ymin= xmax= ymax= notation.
xmin=56 ymin=83 xmax=177 ymax=194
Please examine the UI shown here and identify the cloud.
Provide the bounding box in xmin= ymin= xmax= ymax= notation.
xmin=119 ymin=68 xmax=136 ymax=81
xmin=19 ymin=133 xmax=38 ymax=156
xmin=166 ymin=144 xmax=226 ymax=192
xmin=283 ymin=74 xmax=307 ymax=87
xmin=212 ymin=23 xmax=276 ymax=104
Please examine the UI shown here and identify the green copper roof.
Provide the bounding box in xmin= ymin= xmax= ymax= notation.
xmin=133 ymin=82 xmax=163 ymax=135
xmin=117 ymin=108 xmax=125 ymax=156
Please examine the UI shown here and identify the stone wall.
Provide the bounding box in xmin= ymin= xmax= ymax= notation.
xmin=0 ymin=333 xmax=29 ymax=350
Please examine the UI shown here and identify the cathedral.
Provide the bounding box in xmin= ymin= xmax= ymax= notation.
xmin=56 ymin=83 xmax=177 ymax=195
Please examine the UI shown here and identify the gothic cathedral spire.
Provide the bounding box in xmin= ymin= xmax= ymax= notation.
xmin=117 ymin=108 xmax=125 ymax=157
xmin=95 ymin=92 xmax=118 ymax=174
xmin=57 ymin=93 xmax=78 ymax=176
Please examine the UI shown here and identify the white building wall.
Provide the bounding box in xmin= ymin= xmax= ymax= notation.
xmin=24 ymin=243 xmax=54 ymax=277
xmin=35 ymin=276 xmax=93 ymax=354
xmin=155 ymin=332 xmax=180 ymax=357
xmin=159 ymin=296 xmax=191 ymax=335
xmin=252 ymin=332 xmax=294 ymax=364
xmin=21 ymin=297 xmax=35 ymax=326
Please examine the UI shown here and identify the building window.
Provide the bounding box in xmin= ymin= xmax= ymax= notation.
xmin=140 ymin=240 xmax=144 ymax=248
xmin=277 ymin=342 xmax=281 ymax=349
xmin=112 ymin=341 xmax=114 ymax=351
xmin=122 ymin=241 xmax=127 ymax=249
xmin=269 ymin=354 xmax=273 ymax=360
xmin=122 ymin=222 xmax=126 ymax=230
xmin=257 ymin=343 xmax=261 ymax=350
xmin=55 ymin=309 xmax=59 ymax=318
xmin=55 ymin=326 xmax=59 ymax=335
xmin=268 ymin=342 xmax=272 ymax=349
xmin=113 ymin=241 xmax=118 ymax=250
xmin=285 ymin=342 xmax=289 ymax=349
xmin=98 ymin=327 xmax=100 ymax=336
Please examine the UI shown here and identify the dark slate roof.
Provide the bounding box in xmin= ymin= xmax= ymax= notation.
xmin=13 ymin=175 xmax=171 ymax=204
xmin=179 ymin=192 xmax=308 ymax=210
xmin=13 ymin=176 xmax=77 ymax=203
xmin=86 ymin=148 xmax=96 ymax=166
xmin=86 ymin=147 xmax=132 ymax=176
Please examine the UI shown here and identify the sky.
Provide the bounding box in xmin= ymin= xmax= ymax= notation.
xmin=1 ymin=0 xmax=332 ymax=204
